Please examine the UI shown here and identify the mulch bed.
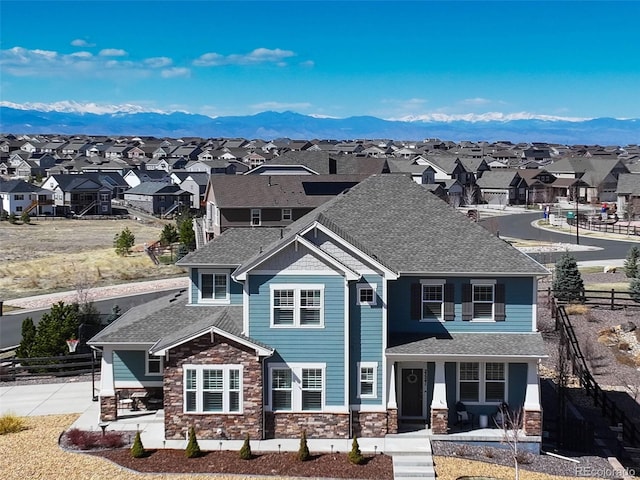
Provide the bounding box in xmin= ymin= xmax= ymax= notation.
xmin=91 ymin=449 xmax=394 ymax=479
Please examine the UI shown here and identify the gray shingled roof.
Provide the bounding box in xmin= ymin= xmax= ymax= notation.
xmin=476 ymin=170 xmax=519 ymax=189
xmin=386 ymin=333 xmax=547 ymax=357
xmin=88 ymin=292 xmax=271 ymax=353
xmin=617 ymin=173 xmax=640 ymax=195
xmin=198 ymin=174 xmax=548 ymax=276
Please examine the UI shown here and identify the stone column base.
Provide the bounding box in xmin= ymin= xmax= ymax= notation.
xmin=387 ymin=408 xmax=398 ymax=434
xmin=430 ymin=408 xmax=448 ymax=434
xmin=523 ymin=409 xmax=542 ymax=436
xmin=100 ymin=395 xmax=117 ymax=422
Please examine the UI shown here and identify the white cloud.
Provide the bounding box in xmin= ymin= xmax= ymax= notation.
xmin=461 ymin=97 xmax=492 ymax=106
xmin=145 ymin=57 xmax=172 ymax=68
xmin=70 ymin=51 xmax=93 ymax=58
xmin=99 ymin=48 xmax=127 ymax=57
xmin=71 ymin=39 xmax=94 ymax=47
xmin=194 ymin=48 xmax=295 ymax=67
xmin=161 ymin=67 xmax=190 ymax=78
xmin=250 ymin=101 xmax=312 ymax=111
xmin=300 ymin=60 xmax=315 ymax=68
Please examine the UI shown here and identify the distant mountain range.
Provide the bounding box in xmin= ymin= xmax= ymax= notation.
xmin=1 ymin=106 xmax=639 ymax=145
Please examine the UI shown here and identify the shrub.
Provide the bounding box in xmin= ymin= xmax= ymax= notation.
xmin=553 ymin=253 xmax=584 ymax=302
xmin=100 ymin=431 xmax=126 ymax=448
xmin=20 ymin=211 xmax=31 ymax=224
xmin=239 ymin=433 xmax=252 ymax=460
xmin=8 ymin=213 xmax=17 ymax=224
xmin=631 ymin=275 xmax=640 ymax=303
xmin=348 ymin=436 xmax=365 ymax=465
xmin=564 ymin=304 xmax=589 ymax=315
xmin=65 ymin=428 xmax=125 ymax=449
xmin=160 ymin=224 xmax=179 ymax=246
xmin=0 ymin=209 xmax=7 ymax=221
xmin=515 ymin=450 xmax=535 ymax=464
xmin=0 ymin=413 xmax=26 ymax=435
xmin=185 ymin=426 xmax=201 ymax=458
xmin=131 ymin=431 xmax=145 ymax=458
xmin=297 ymin=430 xmax=310 ymax=461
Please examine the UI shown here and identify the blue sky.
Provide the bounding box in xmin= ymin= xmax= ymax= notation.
xmin=1 ymin=1 xmax=639 ymax=120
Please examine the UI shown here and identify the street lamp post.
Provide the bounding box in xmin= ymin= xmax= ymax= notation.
xmin=575 ymin=187 xmax=580 ymax=245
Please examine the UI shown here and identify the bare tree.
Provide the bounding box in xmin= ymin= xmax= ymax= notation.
xmin=495 ymin=405 xmax=526 ymax=480
xmin=463 ymin=185 xmax=477 ymax=207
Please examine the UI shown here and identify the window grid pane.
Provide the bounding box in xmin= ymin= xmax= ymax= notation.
xmin=214 ymin=274 xmax=227 ymax=299
xmin=359 ymin=288 xmax=374 ymax=304
xmin=460 ymin=363 xmax=479 ymax=381
xmin=272 ymin=369 xmax=292 ymax=410
xmin=274 ymin=290 xmax=295 ymax=325
xmin=485 ymin=363 xmax=504 ymax=381
xmin=202 ymin=274 xmax=214 ymax=299
xmin=422 ymin=285 xmax=443 ymax=319
xmin=360 ymin=367 xmax=374 ymax=396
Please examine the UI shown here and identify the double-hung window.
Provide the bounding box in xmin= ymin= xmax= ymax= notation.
xmin=458 ymin=362 xmax=506 ymax=404
xmin=463 ymin=280 xmax=505 ymax=322
xmin=282 ymin=208 xmax=292 ymax=221
xmin=269 ymin=364 xmax=325 ymax=412
xmin=473 ymin=284 xmax=494 ymax=320
xmin=145 ymin=352 xmax=163 ymax=375
xmin=199 ymin=270 xmax=229 ymax=303
xmin=357 ymin=362 xmax=378 ymax=399
xmin=422 ymin=283 xmax=443 ymax=320
xmin=184 ymin=365 xmax=242 ymax=414
xmin=271 ymin=285 xmax=324 ymax=327
xmin=251 ymin=209 xmax=261 ymax=226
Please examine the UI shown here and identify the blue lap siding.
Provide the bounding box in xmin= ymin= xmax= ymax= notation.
xmin=113 ymin=350 xmax=162 ymax=382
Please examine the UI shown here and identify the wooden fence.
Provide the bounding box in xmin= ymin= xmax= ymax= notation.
xmin=548 ymin=287 xmax=640 ymax=311
xmin=552 ymin=300 xmax=640 ymax=446
xmin=0 ymin=352 xmax=98 ymax=382
xmin=570 ymin=218 xmax=640 ymax=236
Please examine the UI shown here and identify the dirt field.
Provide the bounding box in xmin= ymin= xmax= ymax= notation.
xmin=0 ymin=218 xmax=185 ymax=300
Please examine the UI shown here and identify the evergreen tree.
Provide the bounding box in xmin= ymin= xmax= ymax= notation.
xmin=15 ymin=318 xmax=36 ymax=358
xmin=631 ymin=274 xmax=640 ymax=303
xmin=348 ymin=436 xmax=365 ymax=465
xmin=552 ymin=253 xmax=584 ymax=302
xmin=131 ymin=431 xmax=145 ymax=458
xmin=8 ymin=213 xmax=17 ymax=224
xmin=160 ymin=224 xmax=179 ymax=246
xmin=624 ymin=246 xmax=640 ymax=279
xmin=177 ymin=211 xmax=196 ymax=251
xmin=20 ymin=211 xmax=31 ymax=224
xmin=297 ymin=430 xmax=310 ymax=461
xmin=30 ymin=302 xmax=80 ymax=357
xmin=185 ymin=426 xmax=201 ymax=458
xmin=113 ymin=227 xmax=135 ymax=256
xmin=239 ymin=433 xmax=252 ymax=460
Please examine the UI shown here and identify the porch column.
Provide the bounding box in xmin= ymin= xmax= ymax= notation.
xmin=99 ymin=347 xmax=117 ymax=421
xmin=523 ymin=360 xmax=542 ymax=436
xmin=430 ymin=360 xmax=448 ymax=434
xmin=386 ymin=362 xmax=398 ymax=434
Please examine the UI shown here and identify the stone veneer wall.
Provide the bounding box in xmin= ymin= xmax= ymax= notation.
xmin=100 ymin=395 xmax=117 ymax=421
xmin=387 ymin=408 xmax=398 ymax=434
xmin=265 ymin=412 xmax=350 ymax=439
xmin=430 ymin=407 xmax=448 ymax=434
xmin=352 ymin=412 xmax=390 ymax=437
xmin=523 ymin=409 xmax=542 ymax=436
xmin=164 ymin=335 xmax=263 ymax=441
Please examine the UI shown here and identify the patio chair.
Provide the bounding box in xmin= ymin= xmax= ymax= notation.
xmin=455 ymin=401 xmax=473 ymax=429
xmin=117 ymin=389 xmax=133 ymax=412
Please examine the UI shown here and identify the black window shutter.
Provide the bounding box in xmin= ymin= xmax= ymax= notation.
xmin=410 ymin=283 xmax=422 ymax=320
xmin=462 ymin=284 xmax=472 ymax=321
xmin=444 ymin=284 xmax=455 ymax=321
xmin=495 ymin=283 xmax=506 ymax=321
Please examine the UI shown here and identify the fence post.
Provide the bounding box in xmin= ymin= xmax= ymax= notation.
xmin=611 ymin=289 xmax=615 ymax=310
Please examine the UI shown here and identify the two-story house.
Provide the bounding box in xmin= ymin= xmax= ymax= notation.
xmin=0 ymin=179 xmax=54 ymax=216
xmin=89 ymin=174 xmax=548 ymax=448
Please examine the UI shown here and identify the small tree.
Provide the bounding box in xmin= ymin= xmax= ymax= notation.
xmin=297 ymin=430 xmax=310 ymax=461
xmin=114 ymin=227 xmax=135 ymax=256
xmin=348 ymin=436 xmax=365 ymax=465
xmin=16 ymin=318 xmax=36 ymax=358
xmin=8 ymin=213 xmax=17 ymax=224
xmin=624 ymin=246 xmax=640 ymax=279
xmin=185 ymin=426 xmax=201 ymax=458
xmin=20 ymin=211 xmax=31 ymax=224
xmin=630 ymin=273 xmax=640 ymax=303
xmin=160 ymin=224 xmax=179 ymax=246
xmin=497 ymin=407 xmax=525 ymax=480
xmin=239 ymin=433 xmax=252 ymax=460
xmin=131 ymin=431 xmax=145 ymax=458
xmin=30 ymin=302 xmax=80 ymax=357
xmin=177 ymin=211 xmax=196 ymax=251
xmin=0 ymin=209 xmax=8 ymax=221
xmin=552 ymin=253 xmax=584 ymax=302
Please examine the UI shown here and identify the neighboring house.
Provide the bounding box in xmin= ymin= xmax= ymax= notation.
xmin=267 ymin=151 xmax=388 ymax=175
xmin=41 ymin=174 xmax=112 ymax=216
xmin=89 ymin=174 xmax=548 ymax=448
xmin=475 ymin=170 xmax=526 ymax=206
xmin=616 ymin=173 xmax=640 ymax=220
xmin=173 ymin=172 xmax=210 ymax=210
xmin=123 ymin=183 xmax=191 ymax=216
xmin=200 ymin=174 xmax=367 ymax=241
xmin=124 ymin=169 xmax=172 ymax=188
xmin=0 ymin=179 xmax=54 ymax=216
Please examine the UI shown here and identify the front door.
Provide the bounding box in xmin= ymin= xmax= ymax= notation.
xmin=401 ymin=368 xmax=424 ymax=418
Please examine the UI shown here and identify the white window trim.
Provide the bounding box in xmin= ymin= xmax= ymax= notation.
xmin=282 ymin=208 xmax=292 ymax=221
xmin=198 ymin=269 xmax=230 ymax=304
xmin=357 ymin=362 xmax=378 ymax=399
xmin=457 ymin=362 xmax=507 ymax=405
xmin=270 ymin=284 xmax=325 ymax=328
xmin=145 ymin=352 xmax=163 ymax=376
xmin=268 ymin=363 xmax=326 ymax=412
xmin=470 ymin=279 xmax=496 ymax=322
xmin=420 ymin=279 xmax=445 ymax=322
xmin=251 ymin=208 xmax=261 ymax=226
xmin=183 ymin=364 xmax=243 ymax=414
xmin=356 ymin=284 xmax=377 ymax=306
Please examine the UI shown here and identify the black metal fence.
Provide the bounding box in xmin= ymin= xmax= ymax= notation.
xmin=552 ymin=300 xmax=640 ymax=447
